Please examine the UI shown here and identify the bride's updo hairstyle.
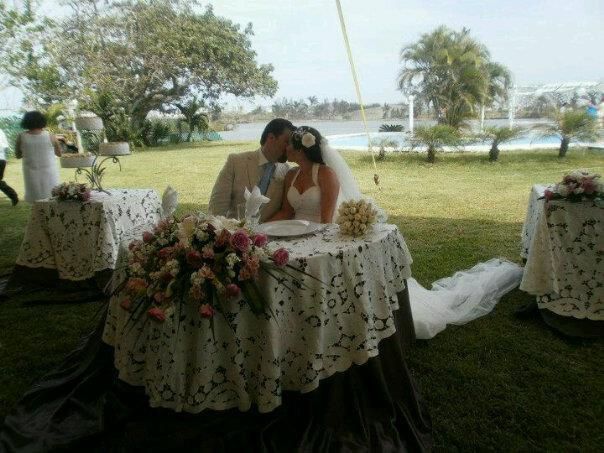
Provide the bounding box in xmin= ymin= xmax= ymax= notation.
xmin=291 ymin=126 xmax=325 ymax=164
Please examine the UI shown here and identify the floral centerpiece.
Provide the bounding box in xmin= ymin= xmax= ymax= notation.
xmin=544 ymin=170 xmax=603 ymax=202
xmin=336 ymin=199 xmax=378 ymax=237
xmin=51 ymin=182 xmax=92 ymax=202
xmin=118 ymin=215 xmax=295 ymax=327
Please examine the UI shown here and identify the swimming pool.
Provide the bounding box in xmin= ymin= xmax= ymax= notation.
xmin=326 ymin=131 xmax=595 ymax=152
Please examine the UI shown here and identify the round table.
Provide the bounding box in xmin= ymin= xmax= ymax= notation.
xmin=15 ymin=189 xmax=162 ymax=281
xmin=520 ymin=190 xmax=603 ymax=336
xmin=103 ymin=223 xmax=414 ymax=413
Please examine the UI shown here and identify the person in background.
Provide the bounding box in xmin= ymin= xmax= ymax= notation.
xmin=0 ymin=127 xmax=19 ymax=205
xmin=15 ymin=111 xmax=62 ymax=202
xmin=586 ymin=101 xmax=598 ymax=120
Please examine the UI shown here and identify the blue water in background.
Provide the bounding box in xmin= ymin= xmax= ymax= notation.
xmin=328 ymin=131 xmax=563 ymax=148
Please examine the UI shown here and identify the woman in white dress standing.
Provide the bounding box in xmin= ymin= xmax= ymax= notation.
xmin=15 ymin=111 xmax=62 ymax=202
xmin=269 ymin=126 xmax=340 ymax=224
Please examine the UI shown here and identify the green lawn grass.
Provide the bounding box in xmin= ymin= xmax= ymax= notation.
xmin=1 ymin=143 xmax=603 ymax=450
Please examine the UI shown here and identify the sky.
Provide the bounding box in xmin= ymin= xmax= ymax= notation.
xmin=1 ymin=0 xmax=603 ymax=111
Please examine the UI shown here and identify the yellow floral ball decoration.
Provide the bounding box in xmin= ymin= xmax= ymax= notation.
xmin=336 ymin=199 xmax=378 ymax=237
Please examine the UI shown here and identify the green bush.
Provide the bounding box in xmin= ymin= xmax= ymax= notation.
xmin=379 ymin=124 xmax=404 ymax=132
xmin=142 ymin=119 xmax=173 ymax=147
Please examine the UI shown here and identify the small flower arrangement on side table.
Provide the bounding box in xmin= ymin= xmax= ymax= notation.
xmin=544 ymin=170 xmax=603 ymax=202
xmin=51 ymin=182 xmax=92 ymax=202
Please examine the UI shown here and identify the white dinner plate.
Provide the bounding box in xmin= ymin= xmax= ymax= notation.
xmin=256 ymin=220 xmax=325 ymax=237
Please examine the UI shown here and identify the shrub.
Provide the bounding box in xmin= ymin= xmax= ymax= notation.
xmin=379 ymin=124 xmax=404 ymax=132
xmin=0 ymin=116 xmax=22 ymax=158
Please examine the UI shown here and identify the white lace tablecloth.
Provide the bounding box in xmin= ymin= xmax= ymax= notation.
xmin=16 ymin=189 xmax=162 ymax=281
xmin=519 ymin=197 xmax=604 ymax=320
xmin=520 ymin=184 xmax=548 ymax=259
xmin=102 ymin=223 xmax=413 ymax=414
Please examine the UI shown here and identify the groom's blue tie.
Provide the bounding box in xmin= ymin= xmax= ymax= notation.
xmin=258 ymin=162 xmax=275 ymax=195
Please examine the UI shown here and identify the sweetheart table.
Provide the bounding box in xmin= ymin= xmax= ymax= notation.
xmin=103 ymin=223 xmax=415 ymax=413
xmin=2 ymin=223 xmax=433 ymax=452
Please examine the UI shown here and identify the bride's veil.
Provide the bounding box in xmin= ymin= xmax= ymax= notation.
xmin=320 ymin=138 xmax=387 ymax=222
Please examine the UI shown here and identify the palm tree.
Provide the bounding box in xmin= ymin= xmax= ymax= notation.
xmin=481 ymin=126 xmax=524 ymax=162
xmin=537 ymin=110 xmax=598 ymax=157
xmin=411 ymin=125 xmax=462 ymax=163
xmin=398 ymin=26 xmax=511 ymax=129
xmin=173 ymin=96 xmax=209 ymax=142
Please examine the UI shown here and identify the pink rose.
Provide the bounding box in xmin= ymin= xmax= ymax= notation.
xmin=186 ymin=250 xmax=203 ymax=268
xmin=225 ymin=283 xmax=241 ymax=299
xmin=128 ymin=240 xmax=142 ymax=251
xmin=230 ymin=229 xmax=251 ymax=253
xmin=148 ymin=307 xmax=166 ymax=322
xmin=199 ymin=303 xmax=215 ymax=318
xmin=157 ymin=246 xmax=173 ymax=260
xmin=142 ymin=231 xmax=155 ymax=243
xmin=582 ymin=179 xmax=597 ymax=194
xmin=252 ymin=233 xmax=268 ymax=248
xmin=272 ymin=248 xmax=289 ymax=267
xmin=154 ymin=219 xmax=170 ymax=233
xmin=120 ymin=297 xmax=132 ymax=311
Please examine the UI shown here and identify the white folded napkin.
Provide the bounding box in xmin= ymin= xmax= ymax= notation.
xmin=244 ymin=186 xmax=270 ymax=219
xmin=161 ymin=186 xmax=178 ymax=218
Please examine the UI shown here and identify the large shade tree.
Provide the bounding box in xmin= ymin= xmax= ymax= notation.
xmin=398 ymin=26 xmax=511 ymax=129
xmin=2 ymin=0 xmax=277 ymax=129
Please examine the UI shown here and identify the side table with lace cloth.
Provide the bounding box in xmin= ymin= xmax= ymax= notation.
xmin=103 ymin=223 xmax=414 ymax=414
xmin=14 ymin=189 xmax=162 ymax=283
xmin=519 ymin=198 xmax=604 ymax=335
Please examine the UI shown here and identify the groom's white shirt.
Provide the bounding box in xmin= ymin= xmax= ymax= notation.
xmin=208 ymin=148 xmax=289 ymax=221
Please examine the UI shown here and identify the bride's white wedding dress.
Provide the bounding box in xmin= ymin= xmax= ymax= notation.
xmin=287 ymin=164 xmax=323 ymax=223
xmin=289 ymin=140 xmax=523 ymax=340
xmin=407 ymin=260 xmax=523 ymax=339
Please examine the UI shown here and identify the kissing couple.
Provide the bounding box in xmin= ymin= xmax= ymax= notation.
xmin=208 ymin=118 xmax=365 ymax=224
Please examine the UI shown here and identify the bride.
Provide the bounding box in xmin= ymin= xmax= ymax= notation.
xmin=268 ymin=126 xmax=340 ymax=223
xmin=268 ymin=125 xmax=522 ymax=339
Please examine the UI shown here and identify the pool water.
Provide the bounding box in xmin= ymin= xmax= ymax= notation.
xmin=327 ymin=131 xmax=566 ymax=150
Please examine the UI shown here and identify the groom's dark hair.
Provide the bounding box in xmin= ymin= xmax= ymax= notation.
xmin=260 ymin=118 xmax=294 ymax=145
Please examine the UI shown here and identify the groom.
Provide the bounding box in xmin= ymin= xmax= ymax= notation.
xmin=208 ymin=118 xmax=294 ymax=221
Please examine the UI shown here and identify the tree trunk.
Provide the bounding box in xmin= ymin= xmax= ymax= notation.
xmin=489 ymin=143 xmax=499 ymax=162
xmin=186 ymin=122 xmax=193 ymax=142
xmin=559 ymin=137 xmax=570 ymax=157
xmin=427 ymin=146 xmax=436 ymax=163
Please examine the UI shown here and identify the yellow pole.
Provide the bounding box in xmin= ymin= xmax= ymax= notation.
xmin=335 ymin=0 xmax=380 ymax=186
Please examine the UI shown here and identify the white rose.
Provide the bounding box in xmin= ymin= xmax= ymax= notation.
xmin=301 ymin=132 xmax=316 ymax=148
xmin=557 ymin=184 xmax=569 ymax=197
